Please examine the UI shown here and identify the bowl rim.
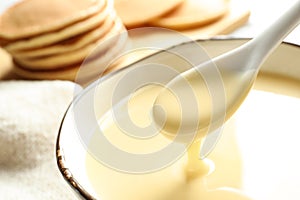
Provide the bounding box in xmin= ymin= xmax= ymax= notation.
xmin=55 ymin=37 xmax=300 ymax=200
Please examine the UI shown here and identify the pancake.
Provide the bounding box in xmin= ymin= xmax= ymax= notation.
xmin=149 ymin=0 xmax=229 ymax=30
xmin=13 ymin=13 xmax=115 ymax=59
xmin=13 ymin=31 xmax=129 ymax=82
xmin=0 ymin=0 xmax=105 ymax=40
xmin=14 ymin=18 xmax=125 ymax=70
xmin=4 ymin=5 xmax=111 ymax=52
xmin=75 ymin=29 xmax=129 ymax=81
xmin=114 ymin=0 xmax=184 ymax=28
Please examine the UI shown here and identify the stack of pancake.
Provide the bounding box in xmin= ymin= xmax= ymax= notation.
xmin=114 ymin=0 xmax=230 ymax=30
xmin=0 ymin=0 xmax=128 ymax=82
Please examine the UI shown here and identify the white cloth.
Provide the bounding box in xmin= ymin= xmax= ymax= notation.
xmin=0 ymin=81 xmax=77 ymax=199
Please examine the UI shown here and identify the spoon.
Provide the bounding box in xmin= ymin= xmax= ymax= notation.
xmin=153 ymin=1 xmax=300 ymax=157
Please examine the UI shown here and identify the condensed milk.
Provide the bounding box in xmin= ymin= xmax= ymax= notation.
xmin=85 ymin=83 xmax=251 ymax=199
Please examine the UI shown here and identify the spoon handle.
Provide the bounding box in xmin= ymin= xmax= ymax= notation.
xmin=250 ymin=0 xmax=300 ymax=68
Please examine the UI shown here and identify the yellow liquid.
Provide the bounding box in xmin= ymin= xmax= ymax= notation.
xmin=85 ymin=84 xmax=251 ymax=200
